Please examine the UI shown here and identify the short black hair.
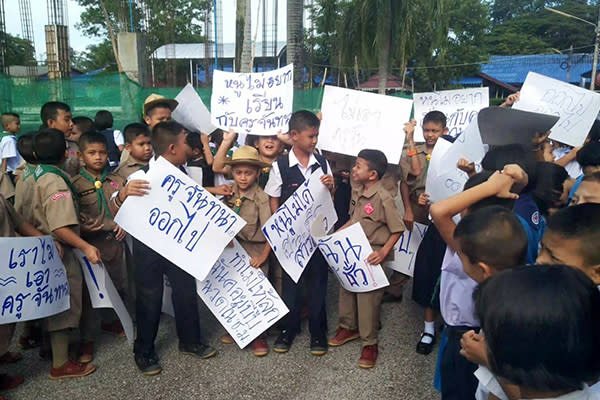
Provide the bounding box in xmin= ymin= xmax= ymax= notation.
xmin=1 ymin=112 xmax=19 ymax=127
xmin=547 ymin=203 xmax=600 ymax=267
xmin=455 ymin=206 xmax=527 ymax=271
xmin=357 ymin=149 xmax=387 ymax=180
xmin=17 ymin=131 xmax=37 ymax=164
xmin=94 ymin=110 xmax=114 ymax=131
xmin=124 ymin=122 xmax=150 ymax=144
xmin=481 ymin=144 xmax=537 ymax=190
xmin=532 ymin=162 xmax=568 ymax=216
xmin=72 ymin=116 xmax=95 ymax=135
xmin=186 ymin=131 xmax=203 ymax=151
xmin=152 ymin=120 xmax=185 ymax=156
xmin=33 ymin=128 xmax=66 ymax=164
xmin=587 ymin=119 xmax=600 ymax=142
xmin=79 ymin=131 xmax=108 ymax=152
xmin=40 ymin=101 xmax=71 ymax=126
xmin=422 ymin=110 xmax=447 ymax=128
xmin=146 ymin=102 xmax=173 ymax=116
xmin=576 ymin=141 xmax=600 ymax=168
xmin=582 ymin=171 xmax=600 ymax=184
xmin=475 ymin=264 xmax=600 ymax=392
xmin=463 ymin=171 xmax=516 ymax=212
xmin=289 ymin=110 xmax=320 ymax=133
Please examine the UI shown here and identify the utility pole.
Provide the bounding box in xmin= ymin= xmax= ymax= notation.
xmin=591 ymin=6 xmax=600 ymax=91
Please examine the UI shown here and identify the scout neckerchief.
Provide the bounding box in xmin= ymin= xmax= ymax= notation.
xmin=22 ymin=164 xmax=36 ymax=181
xmin=33 ymin=164 xmax=79 ymax=199
xmin=79 ymin=167 xmax=112 ymax=218
xmin=258 ymin=166 xmax=271 ymax=189
xmin=233 ymin=196 xmax=246 ymax=214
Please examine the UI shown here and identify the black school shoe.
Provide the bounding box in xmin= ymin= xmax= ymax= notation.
xmin=310 ymin=336 xmax=328 ymax=356
xmin=134 ymin=352 xmax=162 ymax=376
xmin=416 ymin=332 xmax=436 ymax=355
xmin=179 ymin=343 xmax=217 ymax=359
xmin=273 ymin=330 xmax=295 ymax=353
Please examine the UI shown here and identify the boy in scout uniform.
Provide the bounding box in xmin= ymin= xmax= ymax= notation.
xmin=30 ymin=128 xmax=100 ymax=379
xmin=40 ymin=102 xmax=79 ymax=177
xmin=0 ymin=193 xmax=55 ymax=392
xmin=113 ymin=123 xmax=154 ymax=181
xmin=221 ymin=146 xmax=272 ymax=357
xmin=328 ymin=149 xmax=405 ymax=369
xmin=72 ymin=132 xmax=127 ymax=355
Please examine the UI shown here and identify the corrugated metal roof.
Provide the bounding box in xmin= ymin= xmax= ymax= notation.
xmin=457 ymin=53 xmax=593 ymax=86
xmin=152 ymin=42 xmax=286 ymax=60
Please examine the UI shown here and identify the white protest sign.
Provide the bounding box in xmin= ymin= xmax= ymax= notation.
xmin=197 ymin=240 xmax=288 ymax=348
xmin=115 ymin=156 xmax=246 ymax=281
xmin=319 ymin=85 xmax=413 ymax=164
xmin=384 ymin=223 xmax=428 ymax=277
xmin=413 ymin=87 xmax=489 ymax=142
xmin=262 ymin=172 xmax=338 ymax=283
xmin=172 ymin=83 xmax=217 ymax=134
xmin=74 ymin=250 xmax=134 ymax=344
xmin=313 ymin=223 xmax=389 ymax=293
xmin=425 ymin=121 xmax=486 ymax=203
xmin=514 ymin=72 xmax=600 ymax=147
xmin=0 ymin=236 xmax=69 ymax=324
xmin=211 ymin=64 xmax=294 ymax=135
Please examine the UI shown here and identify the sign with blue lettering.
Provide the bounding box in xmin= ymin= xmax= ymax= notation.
xmin=384 ymin=222 xmax=428 ymax=277
xmin=0 ymin=236 xmax=69 ymax=324
xmin=115 ymin=156 xmax=247 ymax=281
xmin=211 ymin=64 xmax=294 ymax=135
xmin=262 ymin=172 xmax=338 ymax=283
xmin=413 ymin=87 xmax=489 ymax=142
xmin=74 ymin=250 xmax=134 ymax=344
xmin=314 ymin=223 xmax=389 ymax=293
xmin=197 ymin=240 xmax=288 ymax=348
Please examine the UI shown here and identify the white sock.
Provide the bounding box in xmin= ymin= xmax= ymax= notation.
xmin=421 ymin=321 xmax=435 ymax=344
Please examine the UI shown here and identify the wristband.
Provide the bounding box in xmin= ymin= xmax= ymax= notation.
xmin=406 ymin=148 xmax=418 ymax=157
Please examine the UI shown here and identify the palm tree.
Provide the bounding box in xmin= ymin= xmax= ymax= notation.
xmin=288 ymin=0 xmax=304 ymax=89
xmin=339 ymin=0 xmax=445 ymax=94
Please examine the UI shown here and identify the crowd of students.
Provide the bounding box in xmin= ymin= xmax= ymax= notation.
xmin=0 ymin=91 xmax=599 ymax=400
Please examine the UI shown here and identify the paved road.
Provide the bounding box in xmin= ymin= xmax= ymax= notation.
xmin=3 ymin=277 xmax=440 ymax=400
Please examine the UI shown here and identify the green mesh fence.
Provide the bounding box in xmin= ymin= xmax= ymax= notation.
xmin=0 ymin=72 xmax=413 ymax=133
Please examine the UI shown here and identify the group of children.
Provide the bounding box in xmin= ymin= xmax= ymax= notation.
xmin=0 ymin=91 xmax=599 ymax=400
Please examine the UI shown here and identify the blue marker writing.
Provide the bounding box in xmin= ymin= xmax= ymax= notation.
xmin=82 ymin=257 xmax=104 ymax=299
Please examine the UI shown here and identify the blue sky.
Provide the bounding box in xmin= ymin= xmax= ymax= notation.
xmin=4 ymin=0 xmax=289 ymax=61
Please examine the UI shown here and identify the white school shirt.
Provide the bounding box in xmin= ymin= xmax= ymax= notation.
xmin=113 ymin=129 xmax=125 ymax=147
xmin=439 ymin=247 xmax=480 ymax=328
xmin=553 ymin=147 xmax=582 ymax=179
xmin=184 ymin=164 xmax=203 ymax=186
xmin=0 ymin=135 xmax=22 ymax=172
xmin=263 ymin=148 xmax=331 ymax=198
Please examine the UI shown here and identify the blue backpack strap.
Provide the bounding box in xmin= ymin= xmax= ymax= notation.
xmin=568 ymin=174 xmax=585 ymax=205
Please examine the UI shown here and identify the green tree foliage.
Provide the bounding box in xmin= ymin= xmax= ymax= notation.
xmin=72 ymin=40 xmax=117 ymax=73
xmin=4 ymin=34 xmax=36 ymax=66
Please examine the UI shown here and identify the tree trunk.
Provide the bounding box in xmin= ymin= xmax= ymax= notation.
xmin=287 ymin=0 xmax=304 ymax=89
xmin=377 ymin=0 xmax=392 ymax=94
xmin=99 ymin=0 xmax=123 ymax=72
xmin=235 ymin=0 xmax=246 ymax=72
xmin=240 ymin=0 xmax=252 ymax=73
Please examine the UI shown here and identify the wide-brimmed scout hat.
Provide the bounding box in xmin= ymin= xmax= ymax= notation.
xmin=143 ymin=94 xmax=179 ymax=115
xmin=224 ymin=145 xmax=271 ymax=168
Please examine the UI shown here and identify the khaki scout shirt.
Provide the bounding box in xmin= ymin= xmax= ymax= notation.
xmin=399 ymin=143 xmax=428 ymax=200
xmin=64 ymin=140 xmax=81 ymax=178
xmin=349 ymin=180 xmax=405 ymax=259
xmin=72 ymin=168 xmax=124 ymax=232
xmin=14 ymin=166 xmax=36 ymax=223
xmin=31 ymin=172 xmax=80 ymax=241
xmin=113 ymin=155 xmax=148 ymax=181
xmin=224 ymin=183 xmax=271 ymax=244
xmin=0 ymin=194 xmax=23 ymax=237
xmin=380 ymin=164 xmax=403 ymax=199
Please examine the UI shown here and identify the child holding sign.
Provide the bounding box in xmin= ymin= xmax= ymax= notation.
xmin=264 ymin=110 xmax=334 ymax=356
xmin=30 ymin=128 xmax=100 ymax=379
xmin=111 ymin=121 xmax=216 ymax=376
xmin=328 ymin=149 xmax=404 ymax=368
xmin=113 ymin=123 xmax=154 ymax=182
xmin=72 ymin=132 xmax=128 ymax=362
xmin=220 ymin=145 xmax=273 ymax=356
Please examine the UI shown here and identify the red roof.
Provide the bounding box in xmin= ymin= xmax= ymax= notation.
xmin=358 ymin=74 xmax=410 ymax=90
